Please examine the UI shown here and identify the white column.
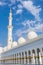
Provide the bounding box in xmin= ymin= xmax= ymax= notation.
xmin=39 ymin=52 xmax=42 ymax=64
xmin=36 ymin=50 xmax=38 ymax=64
xmin=21 ymin=53 xmax=22 ymax=64
xmin=24 ymin=52 xmax=26 ymax=64
xmin=32 ymin=53 xmax=35 ymax=64
xmin=14 ymin=55 xmax=15 ymax=64
xmin=27 ymin=51 xmax=29 ymax=64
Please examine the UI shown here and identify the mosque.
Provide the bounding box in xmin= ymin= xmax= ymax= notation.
xmin=0 ymin=8 xmax=43 ymax=65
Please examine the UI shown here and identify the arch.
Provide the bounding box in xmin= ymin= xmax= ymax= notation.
xmin=22 ymin=52 xmax=24 ymax=64
xmin=13 ymin=54 xmax=14 ymax=64
xmin=32 ymin=49 xmax=35 ymax=54
xmin=28 ymin=50 xmax=31 ymax=64
xmin=15 ymin=54 xmax=16 ymax=64
xmin=37 ymin=48 xmax=40 ymax=54
xmin=17 ymin=53 xmax=18 ymax=64
xmin=25 ymin=51 xmax=27 ymax=64
xmin=28 ymin=50 xmax=31 ymax=55
xmin=17 ymin=53 xmax=18 ymax=56
xmin=37 ymin=48 xmax=40 ymax=64
xmin=42 ymin=48 xmax=43 ymax=52
xmin=32 ymin=49 xmax=36 ymax=64
xmin=19 ymin=53 xmax=21 ymax=64
xmin=42 ymin=48 xmax=43 ymax=63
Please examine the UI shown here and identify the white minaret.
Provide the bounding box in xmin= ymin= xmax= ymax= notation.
xmin=8 ymin=8 xmax=13 ymax=49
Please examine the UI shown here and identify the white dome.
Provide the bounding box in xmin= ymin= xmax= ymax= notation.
xmin=4 ymin=46 xmax=7 ymax=52
xmin=12 ymin=41 xmax=18 ymax=48
xmin=28 ymin=31 xmax=38 ymax=40
xmin=0 ymin=47 xmax=3 ymax=53
xmin=18 ymin=37 xmax=26 ymax=44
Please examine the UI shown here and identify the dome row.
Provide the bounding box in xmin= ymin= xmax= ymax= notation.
xmin=12 ymin=31 xmax=38 ymax=47
xmin=0 ymin=31 xmax=38 ymax=53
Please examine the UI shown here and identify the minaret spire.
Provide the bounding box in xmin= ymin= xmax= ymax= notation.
xmin=8 ymin=8 xmax=13 ymax=49
xmin=9 ymin=8 xmax=12 ymax=26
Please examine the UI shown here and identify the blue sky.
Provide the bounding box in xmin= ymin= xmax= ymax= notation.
xmin=0 ymin=0 xmax=43 ymax=47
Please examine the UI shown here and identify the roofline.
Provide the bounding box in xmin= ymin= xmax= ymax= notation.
xmin=1 ymin=34 xmax=43 ymax=54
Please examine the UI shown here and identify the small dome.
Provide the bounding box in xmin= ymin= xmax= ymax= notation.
xmin=12 ymin=41 xmax=18 ymax=48
xmin=28 ymin=31 xmax=38 ymax=39
xmin=18 ymin=37 xmax=26 ymax=44
xmin=7 ymin=45 xmax=12 ymax=50
xmin=0 ymin=47 xmax=3 ymax=53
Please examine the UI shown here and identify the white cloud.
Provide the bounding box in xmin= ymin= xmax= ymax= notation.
xmin=9 ymin=0 xmax=41 ymax=20
xmin=10 ymin=0 xmax=43 ymax=38
xmin=20 ymin=0 xmax=41 ymax=22
xmin=13 ymin=22 xmax=43 ymax=39
xmin=18 ymin=4 xmax=23 ymax=9
xmin=10 ymin=0 xmax=15 ymax=4
xmin=0 ymin=1 xmax=7 ymax=6
xmin=27 ymin=23 xmax=43 ymax=33
xmin=8 ymin=0 xmax=16 ymax=7
xmin=11 ymin=1 xmax=23 ymax=14
xmin=14 ymin=28 xmax=29 ymax=38
xmin=14 ymin=29 xmax=23 ymax=37
xmin=16 ymin=9 xmax=22 ymax=14
xmin=22 ymin=20 xmax=36 ymax=26
xmin=34 ymin=23 xmax=43 ymax=32
xmin=16 ymin=4 xmax=23 ymax=14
